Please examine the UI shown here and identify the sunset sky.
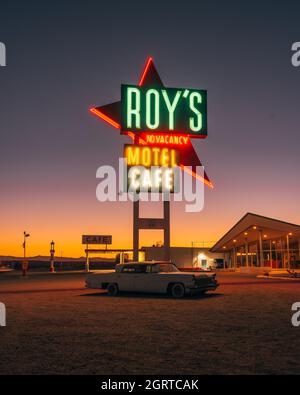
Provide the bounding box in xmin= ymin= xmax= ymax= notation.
xmin=1 ymin=1 xmax=300 ymax=257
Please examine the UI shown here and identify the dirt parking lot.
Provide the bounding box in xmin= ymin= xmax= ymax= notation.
xmin=0 ymin=271 xmax=300 ymax=375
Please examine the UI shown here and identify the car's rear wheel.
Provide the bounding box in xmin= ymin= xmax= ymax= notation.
xmin=107 ymin=283 xmax=119 ymax=296
xmin=170 ymin=283 xmax=185 ymax=298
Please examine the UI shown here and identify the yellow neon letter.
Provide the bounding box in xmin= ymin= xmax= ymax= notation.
xmin=161 ymin=148 xmax=170 ymax=166
xmin=142 ymin=147 xmax=151 ymax=167
xmin=126 ymin=146 xmax=140 ymax=166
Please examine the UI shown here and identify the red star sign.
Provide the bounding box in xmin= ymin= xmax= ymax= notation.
xmin=89 ymin=57 xmax=213 ymax=189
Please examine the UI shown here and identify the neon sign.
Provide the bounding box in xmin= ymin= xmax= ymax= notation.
xmin=124 ymin=145 xmax=179 ymax=168
xmin=90 ymin=56 xmax=213 ymax=189
xmin=124 ymin=145 xmax=179 ymax=193
xmin=141 ymin=133 xmax=190 ymax=146
xmin=127 ymin=166 xmax=177 ymax=193
xmin=121 ymin=85 xmax=207 ymax=136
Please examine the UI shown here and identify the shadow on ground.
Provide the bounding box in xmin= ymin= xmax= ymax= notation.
xmin=80 ymin=291 xmax=224 ymax=300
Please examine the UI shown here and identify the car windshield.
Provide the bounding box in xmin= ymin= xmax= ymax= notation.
xmin=152 ymin=263 xmax=179 ymax=273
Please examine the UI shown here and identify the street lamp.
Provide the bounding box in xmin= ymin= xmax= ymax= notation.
xmin=50 ymin=240 xmax=55 ymax=273
xmin=22 ymin=231 xmax=30 ymax=276
xmin=23 ymin=231 xmax=30 ymax=259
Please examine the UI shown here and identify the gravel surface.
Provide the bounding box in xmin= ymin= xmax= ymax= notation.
xmin=0 ymin=272 xmax=300 ymax=375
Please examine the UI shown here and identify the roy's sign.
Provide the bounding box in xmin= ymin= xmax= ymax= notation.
xmin=90 ymin=57 xmax=213 ymax=189
xmin=121 ymin=85 xmax=207 ymax=136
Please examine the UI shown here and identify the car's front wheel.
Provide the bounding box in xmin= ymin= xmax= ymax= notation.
xmin=107 ymin=283 xmax=119 ymax=296
xmin=170 ymin=283 xmax=185 ymax=298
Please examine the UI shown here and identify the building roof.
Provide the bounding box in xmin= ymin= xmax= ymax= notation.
xmin=210 ymin=213 xmax=300 ymax=252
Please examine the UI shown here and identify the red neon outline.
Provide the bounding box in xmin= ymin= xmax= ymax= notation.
xmin=181 ymin=165 xmax=214 ymax=189
xmin=89 ymin=108 xmax=120 ymax=129
xmin=138 ymin=57 xmax=153 ymax=86
xmin=90 ymin=57 xmax=214 ymax=188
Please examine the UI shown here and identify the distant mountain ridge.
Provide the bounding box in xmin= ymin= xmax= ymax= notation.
xmin=0 ymin=255 xmax=113 ymax=261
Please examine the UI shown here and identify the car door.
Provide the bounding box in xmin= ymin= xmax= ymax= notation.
xmin=131 ymin=265 xmax=153 ymax=293
xmin=116 ymin=265 xmax=137 ymax=292
xmin=134 ymin=265 xmax=165 ymax=294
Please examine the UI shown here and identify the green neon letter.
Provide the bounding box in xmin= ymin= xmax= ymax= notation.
xmin=127 ymin=87 xmax=141 ymax=129
xmin=162 ymin=90 xmax=181 ymax=130
xmin=189 ymin=92 xmax=202 ymax=132
xmin=146 ymin=89 xmax=160 ymax=129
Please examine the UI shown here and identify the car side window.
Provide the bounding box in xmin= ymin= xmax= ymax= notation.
xmin=121 ymin=266 xmax=136 ymax=273
xmin=121 ymin=265 xmax=147 ymax=273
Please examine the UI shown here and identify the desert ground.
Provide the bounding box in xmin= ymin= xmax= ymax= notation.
xmin=0 ymin=270 xmax=300 ymax=375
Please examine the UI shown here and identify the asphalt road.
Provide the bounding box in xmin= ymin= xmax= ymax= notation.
xmin=0 ymin=271 xmax=300 ymax=375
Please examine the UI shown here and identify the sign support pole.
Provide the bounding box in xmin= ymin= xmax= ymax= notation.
xmin=133 ymin=134 xmax=140 ymax=262
xmin=133 ymin=199 xmax=140 ymax=261
xmin=133 ymin=197 xmax=171 ymax=263
xmin=86 ymin=243 xmax=90 ymax=272
xmin=163 ymin=200 xmax=170 ymax=261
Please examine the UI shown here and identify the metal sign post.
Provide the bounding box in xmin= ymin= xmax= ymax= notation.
xmin=85 ymin=243 xmax=89 ymax=272
xmin=133 ymin=198 xmax=170 ymax=262
xmin=82 ymin=235 xmax=112 ymax=272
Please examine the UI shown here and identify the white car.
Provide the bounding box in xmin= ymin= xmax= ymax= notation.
xmin=86 ymin=261 xmax=219 ymax=298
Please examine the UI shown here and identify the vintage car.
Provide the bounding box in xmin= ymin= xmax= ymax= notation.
xmin=86 ymin=261 xmax=219 ymax=298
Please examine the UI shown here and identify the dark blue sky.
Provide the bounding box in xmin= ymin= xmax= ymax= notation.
xmin=1 ymin=0 xmax=300 ymax=255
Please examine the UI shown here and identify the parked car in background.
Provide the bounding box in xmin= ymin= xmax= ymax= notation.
xmin=86 ymin=261 xmax=219 ymax=298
